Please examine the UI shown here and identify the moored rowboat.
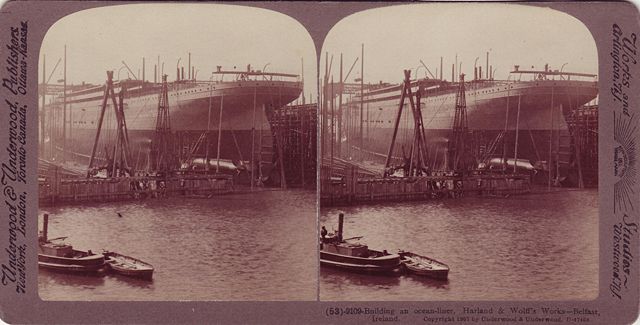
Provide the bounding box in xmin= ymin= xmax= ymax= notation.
xmin=103 ymin=251 xmax=154 ymax=280
xmin=398 ymin=250 xmax=449 ymax=280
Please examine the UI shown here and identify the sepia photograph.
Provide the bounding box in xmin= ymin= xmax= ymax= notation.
xmin=0 ymin=0 xmax=639 ymax=323
xmin=37 ymin=3 xmax=318 ymax=301
xmin=318 ymin=3 xmax=599 ymax=301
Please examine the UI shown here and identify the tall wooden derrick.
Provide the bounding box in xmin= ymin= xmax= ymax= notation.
xmin=151 ymin=75 xmax=175 ymax=175
xmin=448 ymin=74 xmax=475 ymax=172
xmin=87 ymin=71 xmax=133 ymax=178
xmin=384 ymin=70 xmax=429 ymax=177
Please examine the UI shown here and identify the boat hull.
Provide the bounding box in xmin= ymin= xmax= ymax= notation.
xmin=320 ymin=250 xmax=401 ymax=274
xmin=350 ymin=79 xmax=597 ymax=130
xmin=402 ymin=263 xmax=449 ymax=280
xmin=38 ymin=253 xmax=106 ymax=274
xmin=58 ymin=128 xmax=264 ymax=164
xmin=105 ymin=263 xmax=154 ymax=280
xmin=38 ymin=261 xmax=105 ymax=273
xmin=104 ymin=252 xmax=154 ymax=280
xmin=343 ymin=79 xmax=598 ymax=164
xmin=399 ymin=252 xmax=449 ymax=280
xmin=44 ymin=79 xmax=302 ymax=163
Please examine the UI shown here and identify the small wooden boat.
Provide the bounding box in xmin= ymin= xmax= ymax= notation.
xmin=398 ymin=250 xmax=449 ymax=280
xmin=320 ymin=214 xmax=401 ymax=274
xmin=38 ymin=215 xmax=105 ymax=273
xmin=103 ymin=251 xmax=154 ymax=280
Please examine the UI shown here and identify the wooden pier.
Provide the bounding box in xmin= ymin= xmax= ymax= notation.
xmin=321 ymin=164 xmax=531 ymax=206
xmin=39 ymin=166 xmax=233 ymax=206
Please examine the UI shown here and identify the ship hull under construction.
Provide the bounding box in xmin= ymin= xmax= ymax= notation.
xmin=44 ymin=78 xmax=302 ymax=165
xmin=342 ymin=79 xmax=598 ymax=166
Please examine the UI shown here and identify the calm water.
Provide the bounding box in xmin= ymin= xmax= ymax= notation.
xmin=320 ymin=188 xmax=599 ymax=301
xmin=38 ymin=189 xmax=317 ymax=301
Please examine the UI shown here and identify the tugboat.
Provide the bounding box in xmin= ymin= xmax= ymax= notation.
xmin=38 ymin=214 xmax=105 ymax=273
xmin=320 ymin=213 xmax=401 ymax=274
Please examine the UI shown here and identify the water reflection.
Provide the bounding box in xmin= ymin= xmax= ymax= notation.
xmin=105 ymin=274 xmax=155 ymax=289
xmin=321 ymin=267 xmax=401 ymax=288
xmin=39 ymin=269 xmax=106 ymax=288
xmin=402 ymin=275 xmax=450 ymax=290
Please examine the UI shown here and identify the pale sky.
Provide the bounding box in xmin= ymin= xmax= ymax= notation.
xmin=40 ymin=4 xmax=317 ymax=98
xmin=321 ymin=3 xmax=598 ymax=84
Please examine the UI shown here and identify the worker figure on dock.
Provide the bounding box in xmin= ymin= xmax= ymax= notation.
xmin=321 ymin=226 xmax=328 ymax=238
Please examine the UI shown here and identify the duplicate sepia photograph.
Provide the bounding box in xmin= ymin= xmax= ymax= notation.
xmin=37 ymin=3 xmax=317 ymax=301
xmin=318 ymin=3 xmax=599 ymax=301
